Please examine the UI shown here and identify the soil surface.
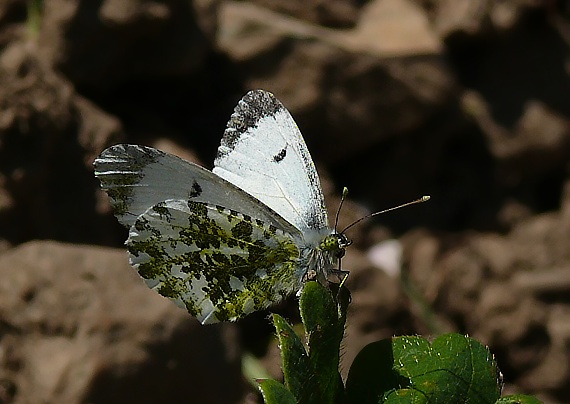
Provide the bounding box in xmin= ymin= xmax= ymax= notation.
xmin=1 ymin=1 xmax=569 ymax=403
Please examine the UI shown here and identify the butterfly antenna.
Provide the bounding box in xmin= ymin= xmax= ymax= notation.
xmin=334 ymin=187 xmax=349 ymax=232
xmin=340 ymin=195 xmax=430 ymax=234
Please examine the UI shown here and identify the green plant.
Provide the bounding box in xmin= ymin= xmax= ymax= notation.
xmin=258 ymin=281 xmax=541 ymax=404
xmin=26 ymin=0 xmax=42 ymax=36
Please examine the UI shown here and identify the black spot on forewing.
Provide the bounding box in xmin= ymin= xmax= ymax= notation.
xmin=217 ymin=90 xmax=284 ymax=157
xmin=189 ymin=180 xmax=203 ymax=198
xmin=273 ymin=147 xmax=287 ymax=163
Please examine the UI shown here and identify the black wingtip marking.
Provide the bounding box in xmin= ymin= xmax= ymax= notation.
xmin=241 ymin=90 xmax=283 ymax=118
xmin=273 ymin=147 xmax=287 ymax=163
xmin=217 ymin=90 xmax=284 ymax=158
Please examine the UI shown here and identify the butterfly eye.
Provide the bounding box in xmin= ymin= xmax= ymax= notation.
xmin=338 ymin=234 xmax=352 ymax=249
xmin=334 ymin=234 xmax=352 ymax=259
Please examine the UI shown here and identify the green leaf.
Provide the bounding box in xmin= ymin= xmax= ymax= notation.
xmin=344 ymin=339 xmax=409 ymax=403
xmin=242 ymin=352 xmax=272 ymax=387
xmin=299 ymin=281 xmax=348 ymax=403
xmin=272 ymin=313 xmax=311 ymax=397
xmin=496 ymin=395 xmax=544 ymax=404
xmin=258 ymin=379 xmax=297 ymax=404
xmin=271 ymin=282 xmax=349 ymax=404
xmin=26 ymin=0 xmax=43 ymax=36
xmin=346 ymin=334 xmax=502 ymax=403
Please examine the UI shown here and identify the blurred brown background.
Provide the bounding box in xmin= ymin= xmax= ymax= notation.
xmin=1 ymin=0 xmax=569 ymax=403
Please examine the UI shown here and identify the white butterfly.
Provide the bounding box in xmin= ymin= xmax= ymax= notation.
xmin=94 ymin=90 xmax=350 ymax=324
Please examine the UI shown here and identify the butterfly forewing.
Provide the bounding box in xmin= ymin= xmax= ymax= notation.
xmin=213 ymin=90 xmax=328 ymax=233
xmin=94 ymin=144 xmax=299 ymax=235
xmin=127 ymin=199 xmax=304 ymax=324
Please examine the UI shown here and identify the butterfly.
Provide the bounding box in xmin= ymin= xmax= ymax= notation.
xmin=94 ymin=90 xmax=351 ymax=324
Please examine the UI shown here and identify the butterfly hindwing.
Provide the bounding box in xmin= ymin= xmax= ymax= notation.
xmin=213 ymin=90 xmax=328 ymax=233
xmin=127 ymin=199 xmax=304 ymax=324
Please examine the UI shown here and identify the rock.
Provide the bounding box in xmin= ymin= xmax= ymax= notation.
xmin=0 ymin=0 xmax=25 ymax=30
xmin=470 ymin=97 xmax=570 ymax=183
xmin=462 ymin=91 xmax=570 ymax=228
xmin=428 ymin=0 xmax=545 ymax=39
xmin=0 ymin=40 xmax=124 ymax=245
xmin=0 ymin=241 xmax=244 ymax=403
xmin=247 ymin=0 xmax=363 ymax=28
xmin=37 ymin=0 xmax=218 ymax=92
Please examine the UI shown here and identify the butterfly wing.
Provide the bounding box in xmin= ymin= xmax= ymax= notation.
xmin=127 ymin=199 xmax=303 ymax=324
xmin=94 ymin=144 xmax=299 ymax=236
xmin=213 ymin=90 xmax=328 ymax=233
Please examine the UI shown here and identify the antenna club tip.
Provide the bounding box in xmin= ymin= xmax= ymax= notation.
xmin=421 ymin=195 xmax=431 ymax=202
xmin=342 ymin=187 xmax=349 ymax=197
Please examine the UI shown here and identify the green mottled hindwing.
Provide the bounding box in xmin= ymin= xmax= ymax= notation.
xmin=127 ymin=199 xmax=303 ymax=324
